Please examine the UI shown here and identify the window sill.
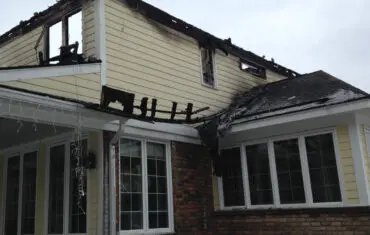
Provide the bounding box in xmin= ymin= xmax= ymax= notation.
xmin=119 ymin=228 xmax=174 ymax=235
xmin=214 ymin=205 xmax=370 ymax=217
xmin=201 ymin=82 xmax=218 ymax=90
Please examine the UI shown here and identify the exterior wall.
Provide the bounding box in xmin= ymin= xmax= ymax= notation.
xmin=0 ymin=2 xmax=96 ymax=68
xmin=105 ymin=0 xmax=285 ymax=117
xmin=172 ymin=141 xmax=370 ymax=235
xmin=360 ymin=125 xmax=370 ymax=194
xmin=1 ymin=73 xmax=101 ymax=103
xmin=171 ymin=141 xmax=213 ymax=234
xmin=0 ymin=27 xmax=44 ymax=67
xmin=337 ymin=125 xmax=360 ymax=204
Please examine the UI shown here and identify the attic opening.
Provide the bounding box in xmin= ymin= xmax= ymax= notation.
xmin=45 ymin=11 xmax=83 ymax=64
xmin=240 ymin=59 xmax=266 ymax=79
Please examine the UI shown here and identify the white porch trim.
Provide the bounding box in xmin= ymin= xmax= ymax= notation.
xmin=0 ymin=63 xmax=101 ymax=82
xmin=231 ymin=99 xmax=370 ymax=133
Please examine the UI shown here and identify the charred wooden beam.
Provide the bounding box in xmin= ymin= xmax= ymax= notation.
xmin=170 ymin=102 xmax=177 ymax=120
xmin=191 ymin=107 xmax=210 ymax=115
xmin=100 ymin=86 xmax=135 ymax=114
xmin=150 ymin=99 xmax=157 ymax=119
xmin=140 ymin=97 xmax=148 ymax=117
xmin=185 ymin=103 xmax=193 ymax=122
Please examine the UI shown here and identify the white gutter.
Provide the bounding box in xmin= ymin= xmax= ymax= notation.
xmin=231 ymin=99 xmax=370 ymax=133
xmin=0 ymin=63 xmax=101 ymax=82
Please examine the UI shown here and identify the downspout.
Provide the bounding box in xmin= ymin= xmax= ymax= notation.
xmin=109 ymin=120 xmax=127 ymax=235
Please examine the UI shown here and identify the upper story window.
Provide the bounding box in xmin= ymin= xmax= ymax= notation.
xmin=220 ymin=132 xmax=343 ymax=209
xmin=46 ymin=11 xmax=82 ymax=63
xmin=200 ymin=47 xmax=216 ymax=88
xmin=239 ymin=59 xmax=266 ymax=79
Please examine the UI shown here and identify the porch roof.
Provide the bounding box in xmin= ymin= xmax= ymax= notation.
xmin=228 ymin=70 xmax=370 ymax=124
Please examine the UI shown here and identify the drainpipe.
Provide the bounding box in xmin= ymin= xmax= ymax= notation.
xmin=108 ymin=120 xmax=127 ymax=235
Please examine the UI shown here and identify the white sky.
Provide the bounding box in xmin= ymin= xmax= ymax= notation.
xmin=1 ymin=0 xmax=370 ymax=92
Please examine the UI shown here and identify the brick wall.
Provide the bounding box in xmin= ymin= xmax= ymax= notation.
xmin=171 ymin=141 xmax=214 ymax=234
xmin=171 ymin=142 xmax=370 ymax=235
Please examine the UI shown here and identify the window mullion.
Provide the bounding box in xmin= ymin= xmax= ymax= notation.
xmin=240 ymin=145 xmax=250 ymax=208
xmin=268 ymin=140 xmax=280 ymax=207
xmin=142 ymin=140 xmax=149 ymax=231
xmin=63 ymin=142 xmax=70 ymax=235
xmin=299 ymin=136 xmax=313 ymax=206
xmin=17 ymin=153 xmax=24 ymax=235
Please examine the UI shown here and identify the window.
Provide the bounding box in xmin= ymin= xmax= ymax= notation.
xmin=4 ymin=151 xmax=38 ymax=235
xmin=245 ymin=143 xmax=273 ymax=205
xmin=239 ymin=59 xmax=266 ymax=78
xmin=201 ymin=47 xmax=215 ymax=87
xmin=220 ymin=148 xmax=245 ymax=207
xmin=119 ymin=138 xmax=173 ymax=233
xmin=220 ymin=132 xmax=343 ymax=209
xmin=47 ymin=139 xmax=87 ymax=234
xmin=46 ymin=11 xmax=82 ymax=60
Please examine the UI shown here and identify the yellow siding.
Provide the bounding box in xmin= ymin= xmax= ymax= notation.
xmin=87 ymin=131 xmax=100 ymax=235
xmin=212 ymin=175 xmax=220 ymax=210
xmin=83 ymin=0 xmax=96 ymax=57
xmin=34 ymin=144 xmax=46 ymax=235
xmin=336 ymin=125 xmax=360 ymax=204
xmin=0 ymin=26 xmax=44 ymax=67
xmin=105 ymin=0 xmax=285 ymax=117
xmin=360 ymin=125 xmax=370 ymax=192
xmin=1 ymin=73 xmax=101 ymax=103
xmin=0 ymin=153 xmax=3 ymax=221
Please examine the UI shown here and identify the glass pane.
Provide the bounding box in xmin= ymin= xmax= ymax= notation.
xmin=5 ymin=156 xmax=20 ymax=235
xmin=69 ymin=140 xmax=88 ymax=233
xmin=305 ymin=133 xmax=341 ymax=203
xmin=21 ymin=151 xmax=37 ymax=234
xmin=147 ymin=142 xmax=169 ymax=229
xmin=274 ymin=139 xmax=305 ymax=204
xmin=246 ymin=143 xmax=273 ymax=205
xmin=221 ymin=148 xmax=245 ymax=207
xmin=68 ymin=12 xmax=82 ymax=53
xmin=48 ymin=145 xmax=65 ymax=234
xmin=49 ymin=21 xmax=62 ymax=60
xmin=120 ymin=139 xmax=143 ymax=231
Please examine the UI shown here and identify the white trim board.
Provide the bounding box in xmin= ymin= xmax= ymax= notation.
xmin=0 ymin=63 xmax=101 ymax=82
xmin=231 ymin=99 xmax=370 ymax=133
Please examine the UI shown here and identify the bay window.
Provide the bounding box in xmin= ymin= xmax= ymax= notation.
xmin=219 ymin=131 xmax=343 ymax=209
xmin=119 ymin=138 xmax=173 ymax=234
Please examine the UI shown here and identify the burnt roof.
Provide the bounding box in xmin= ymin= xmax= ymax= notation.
xmin=220 ymin=70 xmax=370 ymax=126
xmin=0 ymin=0 xmax=298 ymax=78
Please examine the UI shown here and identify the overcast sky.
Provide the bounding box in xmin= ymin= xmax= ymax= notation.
xmin=1 ymin=0 xmax=370 ymax=91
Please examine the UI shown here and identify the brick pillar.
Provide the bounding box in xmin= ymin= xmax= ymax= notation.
xmin=171 ymin=142 xmax=214 ymax=235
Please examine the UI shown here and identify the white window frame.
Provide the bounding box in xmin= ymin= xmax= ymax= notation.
xmin=199 ymin=47 xmax=217 ymax=89
xmin=118 ymin=137 xmax=174 ymax=235
xmin=44 ymin=135 xmax=88 ymax=235
xmin=218 ymin=128 xmax=346 ymax=210
xmin=0 ymin=145 xmax=39 ymax=235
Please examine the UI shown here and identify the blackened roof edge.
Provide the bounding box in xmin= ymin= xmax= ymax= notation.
xmin=0 ymin=0 xmax=299 ymax=78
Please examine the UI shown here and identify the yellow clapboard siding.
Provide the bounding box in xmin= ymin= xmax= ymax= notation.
xmin=0 ymin=27 xmax=43 ymax=67
xmin=1 ymin=73 xmax=101 ymax=104
xmin=336 ymin=125 xmax=359 ymax=204
xmin=82 ymin=0 xmax=95 ymax=57
xmin=360 ymin=125 xmax=370 ymax=194
xmin=107 ymin=63 xmax=234 ymax=104
xmin=105 ymin=0 xmax=285 ymax=115
xmin=212 ymin=176 xmax=220 ymax=210
xmin=0 ymin=154 xmax=3 ymax=219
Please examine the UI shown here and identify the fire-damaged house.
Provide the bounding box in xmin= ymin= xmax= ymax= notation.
xmin=2 ymin=0 xmax=370 ymax=234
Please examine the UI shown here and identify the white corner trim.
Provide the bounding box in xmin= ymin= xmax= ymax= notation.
xmin=0 ymin=63 xmax=101 ymax=82
xmin=348 ymin=122 xmax=370 ymax=205
xmin=231 ymin=99 xmax=370 ymax=133
xmin=95 ymin=0 xmax=107 ymax=86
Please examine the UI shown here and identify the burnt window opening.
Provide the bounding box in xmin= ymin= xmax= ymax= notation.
xmin=239 ymin=59 xmax=266 ymax=79
xmin=201 ymin=47 xmax=215 ymax=87
xmin=45 ymin=11 xmax=82 ymax=64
